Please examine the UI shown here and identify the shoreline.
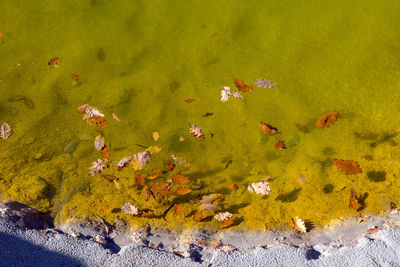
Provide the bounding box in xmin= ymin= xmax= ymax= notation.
xmin=1 ymin=201 xmax=400 ymax=265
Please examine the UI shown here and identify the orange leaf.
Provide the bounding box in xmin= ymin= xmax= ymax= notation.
xmin=101 ymin=174 xmax=118 ymax=182
xmin=135 ymin=175 xmax=145 ymax=186
xmin=171 ymin=173 xmax=190 ymax=185
xmin=184 ymin=99 xmax=196 ymax=103
xmin=166 ymin=161 xmax=176 ymax=171
xmin=316 ymin=111 xmax=338 ymax=128
xmin=0 ymin=30 xmax=3 ymax=39
xmin=229 ymin=183 xmax=239 ymax=190
xmin=100 ymin=204 xmax=108 ymax=211
xmin=366 ymin=227 xmax=382 ymax=234
xmin=349 ymin=187 xmax=359 ymax=211
xmin=332 ymin=159 xmax=362 ymax=174
xmin=147 ymin=175 xmax=159 ymax=180
xmin=48 ymin=57 xmax=60 ymax=66
xmin=194 ymin=211 xmax=204 ymax=222
xmin=176 ymin=187 xmax=192 ymax=195
xmin=71 ymin=73 xmax=79 ymax=82
xmin=259 ymin=122 xmax=278 ymax=135
xmin=234 ymin=78 xmax=253 ymax=92
xmin=197 ymin=239 xmax=222 ymax=247
xmin=174 ymin=204 xmax=182 ymax=215
xmin=274 ymin=140 xmax=286 ymax=150
xmin=100 ymin=147 xmax=110 ymax=159
xmin=220 ymin=217 xmax=235 ymax=229
xmin=142 ymin=186 xmax=151 ymax=201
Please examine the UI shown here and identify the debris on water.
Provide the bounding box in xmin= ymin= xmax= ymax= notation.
xmin=171 ymin=173 xmax=190 ymax=184
xmin=259 ymin=122 xmax=278 ymax=135
xmin=171 ymin=155 xmax=190 ymax=166
xmin=234 ymin=78 xmax=253 ymax=92
xmin=71 ymin=73 xmax=79 ymax=82
xmin=220 ymin=86 xmax=231 ymax=102
xmin=184 ymin=99 xmax=196 ymax=103
xmin=48 ymin=57 xmax=60 ymax=66
xmin=274 ymin=140 xmax=286 ymax=150
xmin=297 ymin=176 xmax=307 ymax=186
xmin=94 ymin=135 xmax=105 ymax=151
xmin=112 ymin=113 xmax=121 ymax=122
xmin=225 ymin=159 xmax=233 ymax=169
xmin=115 ymin=155 xmax=133 ymax=171
xmin=214 ymin=212 xmax=233 ymax=221
xmin=332 ymin=159 xmax=362 ymax=174
xmin=231 ymin=91 xmax=242 ymax=99
xmin=349 ymin=187 xmax=359 ymax=211
xmin=23 ymin=98 xmax=34 ymax=109
xmin=176 ymin=187 xmax=192 ymax=195
xmin=292 ymin=216 xmax=306 ymax=233
xmin=89 ymin=159 xmax=107 ymax=176
xmin=101 ymin=174 xmax=120 ymax=189
xmin=152 ymin=131 xmax=159 ymax=141
xmin=248 ymin=179 xmax=271 ymax=195
xmin=166 ymin=161 xmax=176 ymax=171
xmin=64 ymin=139 xmax=78 ymax=154
xmin=203 ymin=112 xmax=214 ymax=117
xmin=132 ymin=151 xmax=151 ymax=170
xmin=121 ymin=202 xmax=139 ymax=215
xmin=179 ymin=136 xmax=185 ymax=142
xmin=316 ymin=111 xmax=338 ymax=128
xmin=254 ymin=78 xmax=275 ymax=88
xmin=0 ymin=122 xmax=11 ymax=140
xmin=200 ymin=194 xmax=223 ymax=211
xmin=220 ymin=216 xmax=235 ymax=229
xmin=229 ymin=183 xmax=238 ymax=190
xmin=189 ymin=124 xmax=205 ymax=140
xmin=77 ymin=104 xmax=109 ymax=128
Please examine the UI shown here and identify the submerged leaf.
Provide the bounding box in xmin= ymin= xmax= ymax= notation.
xmin=194 ymin=211 xmax=204 ymax=222
xmin=152 ymin=131 xmax=159 ymax=141
xmin=176 ymin=187 xmax=192 ymax=195
xmin=174 ymin=204 xmax=182 ymax=215
xmin=254 ymin=78 xmax=275 ymax=88
xmin=316 ymin=111 xmax=338 ymax=128
xmin=200 ymin=194 xmax=223 ymax=211
xmin=135 ymin=175 xmax=146 ymax=186
xmin=349 ymin=187 xmax=359 ymax=211
xmin=332 ymin=159 xmax=362 ymax=174
xmin=166 ymin=161 xmax=176 ymax=171
xmin=142 ymin=186 xmax=151 ymax=201
xmin=171 ymin=173 xmax=190 ymax=185
xmin=229 ymin=183 xmax=239 ymax=190
xmin=184 ymin=99 xmax=196 ymax=103
xmin=274 ymin=140 xmax=286 ymax=150
xmin=220 ymin=217 xmax=235 ymax=229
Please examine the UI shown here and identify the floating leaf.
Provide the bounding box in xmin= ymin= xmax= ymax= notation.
xmin=332 ymin=159 xmax=362 ymax=174
xmin=149 ymin=181 xmax=174 ymax=199
xmin=121 ymin=202 xmax=139 ymax=215
xmin=254 ymin=78 xmax=275 ymax=88
xmin=220 ymin=217 xmax=235 ymax=229
xmin=365 ymin=227 xmax=382 ymax=234
xmin=229 ymin=183 xmax=238 ymax=190
xmin=171 ymin=173 xmax=190 ymax=185
xmin=349 ymin=187 xmax=359 ymax=211
xmin=184 ymin=99 xmax=195 ymax=103
xmin=220 ymin=86 xmax=231 ymax=102
xmin=146 ymin=146 xmax=161 ymax=155
xmin=194 ymin=211 xmax=204 ymax=222
xmin=316 ymin=111 xmax=338 ymax=128
xmin=234 ymin=78 xmax=253 ymax=92
xmin=78 ymin=104 xmax=108 ymax=128
xmin=141 ymin=210 xmax=155 ymax=217
xmin=94 ymin=135 xmax=105 ymax=151
xmin=248 ymin=179 xmax=271 ymax=195
xmin=101 ymin=174 xmax=119 ymax=182
xmin=71 ymin=73 xmax=79 ymax=82
xmin=171 ymin=155 xmax=190 ymax=166
xmin=214 ymin=212 xmax=233 ymax=221
xmin=132 ymin=151 xmax=151 ymax=171
xmin=189 ymin=124 xmax=205 ymax=140
xmin=274 ymin=140 xmax=286 ymax=150
xmin=152 ymin=131 xmax=159 ymax=141
xmin=166 ymin=161 xmax=176 ymax=171
xmin=176 ymin=187 xmax=192 ymax=195
xmin=100 ymin=147 xmax=110 ymax=159
xmin=0 ymin=122 xmax=11 ymax=140
xmin=135 ymin=175 xmax=145 ymax=186
xmin=147 ymin=175 xmax=158 ymax=180
xmin=115 ymin=155 xmax=133 ymax=171
xmin=89 ymin=159 xmax=107 ymax=176
xmin=291 ymin=216 xmax=306 ymax=233
xmin=200 ymin=194 xmax=223 ymax=211
xmin=174 ymin=204 xmax=182 ymax=215
xmin=142 ymin=186 xmax=151 ymax=201
xmin=112 ymin=113 xmax=121 ymax=122
xmin=48 ymin=57 xmax=60 ymax=66
xmin=259 ymin=122 xmax=278 ymax=135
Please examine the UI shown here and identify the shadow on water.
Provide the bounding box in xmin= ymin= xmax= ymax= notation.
xmin=275 ymin=188 xmax=302 ymax=203
xmin=0 ymin=232 xmax=82 ymax=266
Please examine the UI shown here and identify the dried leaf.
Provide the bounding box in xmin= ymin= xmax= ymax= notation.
xmin=121 ymin=202 xmax=139 ymax=215
xmin=179 ymin=136 xmax=185 ymax=142
xmin=112 ymin=113 xmax=121 ymax=122
xmin=189 ymin=124 xmax=205 ymax=140
xmin=203 ymin=112 xmax=214 ymax=117
xmin=366 ymin=227 xmax=382 ymax=234
xmin=135 ymin=175 xmax=146 ymax=186
xmin=316 ymin=111 xmax=339 ymax=128
xmin=171 ymin=173 xmax=190 ymax=185
xmin=23 ymin=98 xmax=34 ymax=109
xmin=176 ymin=187 xmax=192 ymax=195
xmin=234 ymin=78 xmax=253 ymax=92
xmin=197 ymin=239 xmax=222 ymax=247
xmin=214 ymin=212 xmax=233 ymax=221
xmin=132 ymin=151 xmax=151 ymax=171
xmin=291 ymin=216 xmax=306 ymax=233
xmin=153 ymin=169 xmax=167 ymax=176
xmin=259 ymin=122 xmax=278 ymax=135
xmin=152 ymin=131 xmax=159 ymax=141
xmin=220 ymin=217 xmax=235 ymax=229
xmin=100 ymin=204 xmax=108 ymax=211
xmin=174 ymin=204 xmax=182 ymax=215
xmin=194 ymin=211 xmax=204 ymax=222
xmin=248 ymin=179 xmax=271 ymax=195
xmin=254 ymin=78 xmax=275 ymax=88
xmin=184 ymin=99 xmax=196 ymax=103
xmin=142 ymin=186 xmax=151 ymax=201
xmin=349 ymin=187 xmax=359 ymax=211
xmin=141 ymin=210 xmax=155 ymax=217
xmin=149 ymin=181 xmax=174 ymax=199
xmin=332 ymin=159 xmax=362 ymax=174
xmin=100 ymin=146 xmax=110 ymax=159
xmin=89 ymin=159 xmax=107 ymax=176
xmin=115 ymin=155 xmax=133 ymax=171
xmin=0 ymin=29 xmax=2 ymax=39
xmin=0 ymin=122 xmax=12 ymax=140
xmin=229 ymin=183 xmax=238 ymax=190
xmin=48 ymin=57 xmax=60 ymax=66
xmin=146 ymin=146 xmax=161 ymax=155
xmin=147 ymin=175 xmax=158 ymax=180
xmin=101 ymin=174 xmax=119 ymax=182
xmin=71 ymin=73 xmax=79 ymax=82
xmin=274 ymin=140 xmax=286 ymax=150
xmin=94 ymin=135 xmax=105 ymax=151
xmin=166 ymin=161 xmax=176 ymax=171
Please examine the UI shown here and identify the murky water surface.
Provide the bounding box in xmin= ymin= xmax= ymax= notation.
xmin=1 ymin=0 xmax=400 ymax=231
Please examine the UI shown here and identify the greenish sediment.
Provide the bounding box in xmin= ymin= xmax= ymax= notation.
xmin=1 ymin=0 xmax=400 ymax=231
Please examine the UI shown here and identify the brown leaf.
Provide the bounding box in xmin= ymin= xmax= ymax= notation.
xmin=48 ymin=57 xmax=60 ymax=66
xmin=141 ymin=210 xmax=155 ymax=217
xmin=349 ymin=187 xmax=359 ymax=211
xmin=316 ymin=111 xmax=338 ymax=128
xmin=176 ymin=187 xmax=192 ymax=195
xmin=184 ymin=99 xmax=196 ymax=103
xmin=23 ymin=98 xmax=35 ymax=109
xmin=142 ymin=186 xmax=151 ymax=201
xmin=194 ymin=211 xmax=204 ymax=222
xmin=135 ymin=175 xmax=145 ymax=186
xmin=100 ymin=147 xmax=110 ymax=159
xmin=332 ymin=159 xmax=362 ymax=174
xmin=274 ymin=140 xmax=286 ymax=150
xmin=234 ymin=78 xmax=253 ymax=92
xmin=71 ymin=73 xmax=79 ymax=82
xmin=174 ymin=204 xmax=182 ymax=215
xmin=259 ymin=122 xmax=278 ymax=135
xmin=229 ymin=183 xmax=239 ymax=190
xmin=101 ymin=174 xmax=119 ymax=182
xmin=366 ymin=227 xmax=382 ymax=234
xmin=197 ymin=239 xmax=222 ymax=247
xmin=171 ymin=173 xmax=190 ymax=185
xmin=149 ymin=181 xmax=174 ymax=199
xmin=100 ymin=204 xmax=108 ymax=211
xmin=166 ymin=161 xmax=176 ymax=171
xmin=363 ymin=155 xmax=373 ymax=161
xmin=220 ymin=217 xmax=235 ymax=229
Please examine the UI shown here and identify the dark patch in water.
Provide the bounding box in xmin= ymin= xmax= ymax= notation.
xmin=322 ymin=147 xmax=335 ymax=156
xmin=170 ymin=81 xmax=180 ymax=93
xmin=276 ymin=188 xmax=301 ymax=203
xmin=323 ymin=184 xmax=334 ymax=194
xmin=295 ymin=123 xmax=310 ymax=133
xmin=306 ymin=249 xmax=321 ymax=260
xmin=97 ymin=48 xmax=106 ymax=62
xmin=367 ymin=171 xmax=386 ymax=182
xmin=304 ymin=220 xmax=315 ymax=231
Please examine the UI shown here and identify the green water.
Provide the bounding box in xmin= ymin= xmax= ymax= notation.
xmin=1 ymin=0 xmax=400 ymax=231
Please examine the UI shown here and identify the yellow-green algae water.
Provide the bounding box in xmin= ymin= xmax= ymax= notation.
xmin=1 ymin=0 xmax=400 ymax=231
